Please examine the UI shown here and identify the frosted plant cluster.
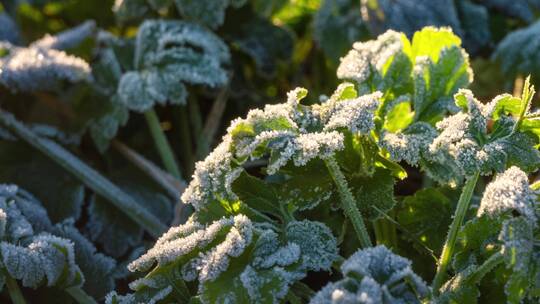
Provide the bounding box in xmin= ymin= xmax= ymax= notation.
xmin=182 ymin=85 xmax=380 ymax=211
xmin=0 ymin=185 xmax=83 ymax=290
xmin=108 ymin=214 xmax=339 ymax=303
xmin=310 ymin=246 xmax=429 ymax=304
xmin=117 ymin=20 xmax=230 ymax=112
xmin=478 ymin=166 xmax=537 ymax=224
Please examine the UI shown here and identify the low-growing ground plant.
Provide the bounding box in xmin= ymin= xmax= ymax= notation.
xmin=104 ymin=28 xmax=540 ymax=303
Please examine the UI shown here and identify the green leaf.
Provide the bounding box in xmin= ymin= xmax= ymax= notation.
xmin=350 ymin=168 xmax=396 ymax=221
xmin=118 ymin=20 xmax=230 ymax=112
xmin=232 ymin=172 xmax=281 ymax=216
xmin=53 ymin=221 xmax=116 ymax=300
xmin=277 ymin=160 xmax=336 ymax=211
xmin=499 ymin=217 xmax=534 ymax=304
xmin=383 ymin=98 xmax=414 ymax=132
xmin=398 ymin=188 xmax=455 ymax=254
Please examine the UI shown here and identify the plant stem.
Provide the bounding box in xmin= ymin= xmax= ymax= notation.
xmin=66 ymin=287 xmax=98 ymax=304
xmin=325 ymin=156 xmax=372 ymax=248
xmin=144 ymin=109 xmax=182 ymax=179
xmin=0 ymin=109 xmax=167 ymax=237
xmin=112 ymin=140 xmax=186 ymax=199
xmin=177 ymin=106 xmax=195 ymax=174
xmin=5 ymin=274 xmax=26 ymax=304
xmin=196 ymin=86 xmax=229 ymax=159
xmin=467 ymin=252 xmax=504 ymax=284
xmin=432 ymin=172 xmax=479 ymax=294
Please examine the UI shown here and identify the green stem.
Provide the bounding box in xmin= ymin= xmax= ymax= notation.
xmin=177 ymin=106 xmax=195 ymax=174
xmin=66 ymin=287 xmax=98 ymax=304
xmin=5 ymin=274 xmax=26 ymax=304
xmin=432 ymin=172 xmax=479 ymax=294
xmin=144 ymin=109 xmax=182 ymax=179
xmin=467 ymin=252 xmax=504 ymax=284
xmin=325 ymin=157 xmax=372 ymax=248
xmin=0 ymin=109 xmax=167 ymax=237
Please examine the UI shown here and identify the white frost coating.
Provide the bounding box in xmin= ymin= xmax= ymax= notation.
xmin=0 ymin=41 xmax=91 ymax=92
xmin=380 ymin=122 xmax=437 ymax=165
xmin=31 ymin=20 xmax=96 ymax=50
xmin=197 ymin=215 xmax=253 ymax=282
xmin=181 ymin=139 xmax=242 ymax=210
xmin=240 ymin=265 xmax=292 ymax=303
xmin=323 ymin=92 xmax=381 ymax=134
xmin=129 ymin=215 xmax=253 ymax=282
xmin=311 ymin=245 xmax=429 ymax=304
xmin=293 ymin=132 xmax=345 ymax=165
xmin=253 ymin=243 xmax=301 ymax=268
xmin=0 ymin=233 xmax=82 ymax=289
xmin=478 ymin=166 xmax=537 ymax=224
xmin=337 ymin=30 xmax=404 ymax=83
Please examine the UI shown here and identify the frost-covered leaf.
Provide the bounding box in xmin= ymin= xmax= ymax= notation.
xmin=53 ymin=220 xmax=116 ymax=299
xmin=398 ymin=188 xmax=455 ymax=253
xmin=337 ymin=27 xmax=472 ymax=124
xmin=0 ymin=141 xmax=85 ymax=222
xmin=310 ymin=245 xmax=429 ymax=303
xmin=0 ymin=234 xmax=84 ymax=289
xmin=380 ymin=122 xmax=437 ymax=166
xmin=183 ymin=86 xmax=383 ymax=214
xmin=426 ymin=90 xmax=540 ymax=184
xmin=313 ymin=0 xmax=368 ymax=64
xmin=350 ymin=168 xmax=396 ymax=220
xmin=478 ymin=166 xmax=537 ymax=224
xmin=493 ymin=20 xmax=540 ymax=81
xmin=109 ymin=214 xmax=337 ymax=303
xmin=499 ymin=217 xmax=535 ymax=303
xmin=0 ymin=41 xmax=91 ymax=92
xmin=360 ymin=0 xmax=462 ymax=38
xmin=117 ymin=20 xmax=230 ymax=112
xmin=226 ymin=14 xmax=293 ymax=77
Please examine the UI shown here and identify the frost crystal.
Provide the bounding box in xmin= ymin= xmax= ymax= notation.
xmin=478 ymin=166 xmax=537 ymax=224
xmin=311 ymin=246 xmax=429 ymax=304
